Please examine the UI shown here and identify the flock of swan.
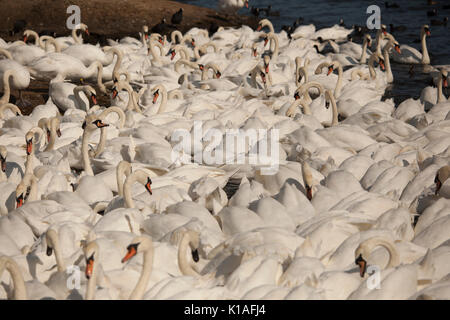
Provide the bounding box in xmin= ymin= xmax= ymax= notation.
xmin=0 ymin=16 xmax=450 ymax=300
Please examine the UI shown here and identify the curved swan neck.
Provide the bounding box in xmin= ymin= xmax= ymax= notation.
xmin=421 ymin=28 xmax=430 ymax=64
xmin=178 ymin=232 xmax=200 ymax=277
xmin=123 ymin=170 xmax=149 ymax=208
xmin=82 ymin=127 xmax=95 ymax=176
xmin=46 ymin=229 xmax=66 ymax=272
xmin=0 ymin=257 xmax=27 ymax=300
xmin=153 ymin=85 xmax=168 ymax=114
xmin=129 ymin=243 xmax=153 ymax=300
xmin=360 ymin=36 xmax=370 ymax=64
xmin=0 ymin=71 xmax=13 ymax=105
xmin=357 ymin=237 xmax=400 ymax=270
xmin=117 ymin=161 xmax=132 ymax=197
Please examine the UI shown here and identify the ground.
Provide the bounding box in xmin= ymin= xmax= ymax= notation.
xmin=0 ymin=0 xmax=258 ymax=113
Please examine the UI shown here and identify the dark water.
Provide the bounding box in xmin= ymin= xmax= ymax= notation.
xmin=181 ymin=0 xmax=450 ymax=104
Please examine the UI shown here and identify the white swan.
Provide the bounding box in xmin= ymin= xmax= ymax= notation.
xmin=392 ymin=25 xmax=431 ymax=64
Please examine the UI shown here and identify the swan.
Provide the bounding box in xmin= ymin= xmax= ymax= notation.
xmin=392 ymin=25 xmax=431 ymax=64
xmin=81 ymin=114 xmax=110 ymax=176
xmin=435 ymin=165 xmax=450 ymax=196
xmin=0 ymin=55 xmax=31 ymax=105
xmin=2 ymin=255 xmax=62 ymax=300
xmin=218 ymin=0 xmax=249 ymax=14
xmin=7 ymin=32 xmax=46 ymax=66
xmin=256 ymin=19 xmax=275 ymax=34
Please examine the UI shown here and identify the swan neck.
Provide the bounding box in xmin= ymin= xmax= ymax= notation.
xmin=129 ymin=246 xmax=153 ymax=300
xmin=0 ymin=258 xmax=27 ymax=300
xmin=82 ymin=129 xmax=94 ymax=176
xmin=178 ymin=233 xmax=200 ymax=277
xmin=421 ymin=31 xmax=430 ymax=64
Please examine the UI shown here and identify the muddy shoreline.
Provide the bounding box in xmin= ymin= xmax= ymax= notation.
xmin=0 ymin=0 xmax=258 ymax=113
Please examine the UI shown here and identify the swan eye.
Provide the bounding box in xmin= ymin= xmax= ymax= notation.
xmin=192 ymin=249 xmax=200 ymax=262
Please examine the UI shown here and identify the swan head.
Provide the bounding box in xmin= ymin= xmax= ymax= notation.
xmin=122 ymin=235 xmax=153 ymax=263
xmin=393 ymin=41 xmax=401 ymax=54
xmin=365 ymin=34 xmax=372 ymax=47
xmin=25 ymin=128 xmax=44 ymax=155
xmin=422 ymin=25 xmax=431 ymax=36
xmin=23 ymin=30 xmax=36 ymax=43
xmin=143 ymin=25 xmax=149 ymax=40
xmin=354 ymin=253 xmax=367 ymax=277
xmin=79 ymin=23 xmax=89 ymax=36
xmin=435 ymin=165 xmax=450 ymax=195
xmin=78 ymin=85 xmax=97 ymax=106
xmin=15 ymin=178 xmax=30 ymax=208
xmin=441 ymin=69 xmax=448 ymax=88
xmin=49 ymin=117 xmax=62 ymax=138
xmin=252 ymin=43 xmax=258 ymax=57
xmin=83 ymin=241 xmax=99 ymax=279
xmin=0 ymin=146 xmax=6 ymax=173
xmin=152 ymin=89 xmax=160 ymax=104
xmin=167 ymin=48 xmax=176 ymax=60
xmin=45 ymin=229 xmax=58 ymax=256
xmin=381 ymin=24 xmax=387 ymax=35
xmin=82 ymin=115 xmax=109 ymax=131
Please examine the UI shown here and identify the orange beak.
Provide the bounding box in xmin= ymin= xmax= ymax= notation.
xmin=47 ymin=130 xmax=51 ymax=143
xmin=122 ymin=247 xmax=137 ymax=263
xmin=191 ymin=40 xmax=196 ymax=47
xmin=16 ymin=196 xmax=23 ymax=208
xmin=112 ymin=88 xmax=118 ymax=99
xmin=382 ymin=30 xmax=387 ymax=36
xmin=57 ymin=128 xmax=62 ymax=138
xmin=443 ymin=78 xmax=448 ymax=88
xmin=245 ymin=1 xmax=249 ymax=8
xmin=91 ymin=95 xmax=97 ymax=105
xmin=264 ymin=38 xmax=268 ymax=46
xmin=426 ymin=30 xmax=431 ymax=36
xmin=153 ymin=91 xmax=159 ymax=104
xmin=85 ymin=29 xmax=90 ymax=36
xmin=379 ymin=60 xmax=385 ymax=71
xmin=265 ymin=64 xmax=269 ymax=74
xmin=145 ymin=181 xmax=152 ymax=195
xmin=395 ymin=45 xmax=401 ymax=54
xmin=171 ymin=50 xmax=176 ymax=60
xmin=145 ymin=33 xmax=149 ymax=40
xmin=260 ymin=72 xmax=266 ymax=84
xmin=356 ymin=259 xmax=367 ymax=277
xmin=327 ymin=66 xmax=333 ymax=76
xmin=85 ymin=258 xmax=94 ymax=279
xmin=23 ymin=36 xmax=28 ymax=43
xmin=97 ymin=121 xmax=109 ymax=128
xmin=253 ymin=49 xmax=257 ymax=57
xmin=256 ymin=25 xmax=262 ymax=31
xmin=158 ymin=37 xmax=164 ymax=45
xmin=26 ymin=139 xmax=33 ymax=155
